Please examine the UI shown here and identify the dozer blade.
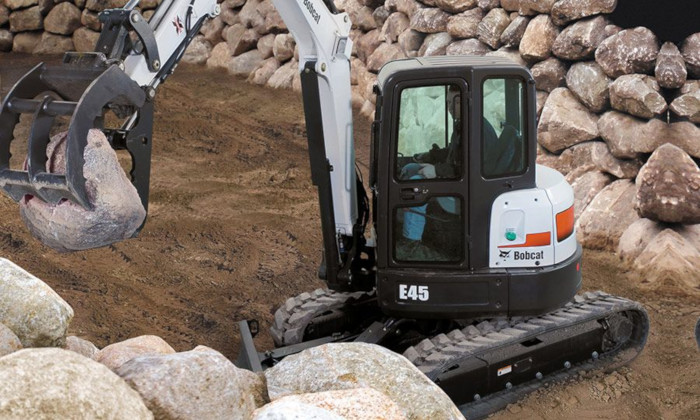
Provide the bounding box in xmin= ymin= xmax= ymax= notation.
xmin=0 ymin=53 xmax=147 ymax=209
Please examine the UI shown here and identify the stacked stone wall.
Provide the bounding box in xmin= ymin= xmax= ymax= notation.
xmin=2 ymin=0 xmax=699 ymax=288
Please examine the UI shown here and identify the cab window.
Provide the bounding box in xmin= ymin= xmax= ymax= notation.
xmin=482 ymin=78 xmax=527 ymax=178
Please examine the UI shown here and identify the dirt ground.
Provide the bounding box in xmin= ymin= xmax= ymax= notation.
xmin=1 ymin=54 xmax=698 ymax=419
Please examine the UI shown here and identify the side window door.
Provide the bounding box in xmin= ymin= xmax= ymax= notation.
xmin=389 ymin=82 xmax=468 ymax=265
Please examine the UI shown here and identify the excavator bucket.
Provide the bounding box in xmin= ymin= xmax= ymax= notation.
xmin=0 ymin=52 xmax=151 ymax=211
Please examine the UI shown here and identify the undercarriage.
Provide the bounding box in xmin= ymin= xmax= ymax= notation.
xmin=238 ymin=289 xmax=649 ymax=419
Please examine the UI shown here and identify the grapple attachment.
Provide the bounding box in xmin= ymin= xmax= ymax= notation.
xmin=0 ymin=52 xmax=152 ymax=211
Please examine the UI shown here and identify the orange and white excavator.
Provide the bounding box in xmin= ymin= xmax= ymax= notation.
xmin=0 ymin=0 xmax=649 ymax=416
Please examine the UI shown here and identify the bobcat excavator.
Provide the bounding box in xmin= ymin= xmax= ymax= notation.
xmin=0 ymin=0 xmax=649 ymax=416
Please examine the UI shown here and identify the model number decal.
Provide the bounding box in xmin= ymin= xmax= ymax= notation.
xmin=399 ymin=285 xmax=429 ymax=302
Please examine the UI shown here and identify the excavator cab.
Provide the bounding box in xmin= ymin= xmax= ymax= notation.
xmin=371 ymin=56 xmax=581 ymax=319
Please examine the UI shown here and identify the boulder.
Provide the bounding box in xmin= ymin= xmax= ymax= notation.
xmin=681 ymin=33 xmax=700 ymax=78
xmin=420 ymin=32 xmax=455 ymax=56
xmin=0 ymin=5 xmax=9 ymax=26
xmin=518 ymin=0 xmax=557 ymax=15
xmin=538 ymin=88 xmax=599 ymax=153
xmin=476 ymin=7 xmax=510 ymax=49
xmin=445 ymin=37 xmax=490 ymax=56
xmin=398 ymin=29 xmax=425 ymax=55
xmin=670 ymin=85 xmax=700 ymax=123
xmin=434 ymin=0 xmax=477 ymax=14
xmin=265 ymin=343 xmax=464 ymax=420
xmin=576 ymin=179 xmax=640 ymax=251
xmin=499 ymin=15 xmax=528 ymax=48
xmin=367 ymin=42 xmax=404 ymax=72
xmin=85 ymin=0 xmax=129 ymax=13
xmin=617 ymin=218 xmax=664 ymax=262
xmin=80 ymin=9 xmax=101 ymax=31
xmin=95 ymin=335 xmax=176 ymax=372
xmin=252 ymin=388 xmax=406 ymax=420
xmin=536 ymin=90 xmax=548 ymax=118
xmin=72 ymin=27 xmax=100 ymax=53
xmin=229 ymin=49 xmax=264 ymax=77
xmin=558 ymin=141 xmax=597 ymax=179
xmin=226 ymin=24 xmax=259 ymax=57
xmin=11 ymin=31 xmax=41 ymax=53
xmin=0 ymin=348 xmax=153 ymax=419
xmin=0 ymin=30 xmax=12 ymax=52
xmin=565 ymin=61 xmax=611 ymax=113
xmin=20 ymin=130 xmax=146 ymax=252
xmin=5 ymin=0 xmax=37 ymax=10
xmin=609 ymin=74 xmax=667 ymax=119
xmin=356 ymin=29 xmax=383 ymax=62
xmin=530 ymin=57 xmax=567 ymax=93
xmin=570 ymin=170 xmax=614 ymax=219
xmin=257 ymin=33 xmax=275 ymax=59
xmin=200 ymin=16 xmax=224 ymax=45
xmin=267 ymin=60 xmax=298 ymax=90
xmin=410 ymin=7 xmax=450 ymax=33
xmin=248 ymin=58 xmax=281 ymax=86
xmin=272 ymin=34 xmax=294 ymax=62
xmin=116 ymin=347 xmax=266 ymax=420
xmin=0 ymin=322 xmax=22 ymax=358
xmin=630 ymin=229 xmax=700 ymax=290
xmin=351 ymin=6 xmax=377 ymax=31
xmin=590 ymin=141 xmax=642 ymax=179
xmin=382 ymin=12 xmax=410 ymax=43
xmin=655 ymin=42 xmax=687 ymax=89
xmin=44 ymin=2 xmax=81 ymax=35
xmin=239 ymin=0 xmax=264 ymax=29
xmin=478 ymin=0 xmax=499 ymax=12
xmin=33 ymin=32 xmax=74 ymax=54
xmin=264 ymin=5 xmax=286 ymax=33
xmin=64 ymin=336 xmax=99 ymax=360
xmin=0 ymin=258 xmax=73 ymax=348
xmin=9 ymin=6 xmax=43 ymax=32
xmin=519 ymin=14 xmax=559 ymax=62
xmin=182 ymin=35 xmax=212 ymax=65
xmin=635 ymin=143 xmax=700 ymax=224
xmin=373 ymin=6 xmax=391 ymax=27
xmin=550 ymin=0 xmax=616 ymax=26
xmin=206 ymin=42 xmax=233 ymax=70
xmin=385 ymin=0 xmax=425 ymax=19
xmin=552 ymin=15 xmax=608 ymax=61
xmin=595 ymin=27 xmax=659 ymax=78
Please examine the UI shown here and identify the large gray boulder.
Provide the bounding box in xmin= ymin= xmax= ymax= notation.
xmin=552 ymin=16 xmax=608 ymax=61
xmin=566 ymin=61 xmax=611 ymax=113
xmin=519 ymin=14 xmax=558 ymax=62
xmin=355 ymin=29 xmax=383 ymax=62
xmin=421 ymin=32 xmax=455 ymax=56
xmin=398 ymin=29 xmax=425 ymax=56
xmin=95 ymin=335 xmax=176 ymax=372
xmin=229 ymin=49 xmax=264 ymax=77
xmin=0 ymin=322 xmax=22 ymax=358
xmin=252 ymin=388 xmax=407 ymax=420
xmin=116 ymin=346 xmax=266 ymax=420
xmin=265 ymin=343 xmax=465 ymax=420
xmin=447 ymin=7 xmax=483 ymax=39
xmin=182 ymin=35 xmax=212 ymax=65
xmin=367 ymin=42 xmax=404 ymax=71
xmin=681 ymin=32 xmax=700 ymax=78
xmin=248 ymin=57 xmax=281 ymax=86
xmin=590 ymin=141 xmax=642 ymax=179
xmin=609 ymin=74 xmax=667 ymax=119
xmin=655 ymin=42 xmax=687 ymax=89
xmin=476 ymin=7 xmax=510 ymax=49
xmin=72 ymin=27 xmax=100 ymax=53
xmin=531 ymin=57 xmax=567 ymax=92
xmin=538 ymin=88 xmax=599 ymax=153
xmin=382 ymin=12 xmax=410 ymax=43
xmin=0 ymin=348 xmax=153 ymax=419
xmin=576 ymin=179 xmax=640 ymax=251
xmin=570 ymin=170 xmax=613 ymax=218
xmin=8 ymin=6 xmax=43 ymax=32
xmin=595 ymin=27 xmax=659 ymax=78
xmin=670 ymin=83 xmax=700 ymax=123
xmin=635 ymin=143 xmax=700 ymax=224
xmin=44 ymin=2 xmax=82 ymax=35
xmin=410 ymin=7 xmax=450 ymax=33
xmin=0 ymin=258 xmax=73 ymax=348
xmin=19 ymin=130 xmax=146 ymax=252
xmin=499 ymin=15 xmax=529 ymax=48
xmin=617 ymin=218 xmax=664 ymax=262
xmin=550 ymin=0 xmax=616 ymax=26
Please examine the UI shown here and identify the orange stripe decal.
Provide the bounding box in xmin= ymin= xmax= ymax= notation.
xmin=499 ymin=232 xmax=551 ymax=248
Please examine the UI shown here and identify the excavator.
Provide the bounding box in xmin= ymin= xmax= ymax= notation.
xmin=0 ymin=0 xmax=649 ymax=417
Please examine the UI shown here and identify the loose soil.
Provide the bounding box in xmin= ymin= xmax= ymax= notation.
xmin=1 ymin=54 xmax=698 ymax=419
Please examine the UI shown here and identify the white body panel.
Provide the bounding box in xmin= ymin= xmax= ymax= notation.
xmin=124 ymin=0 xmax=219 ymax=87
xmin=272 ymin=0 xmax=357 ymax=235
xmin=489 ymin=165 xmax=576 ymax=268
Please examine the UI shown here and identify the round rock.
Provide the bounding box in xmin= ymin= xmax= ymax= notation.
xmin=595 ymin=27 xmax=659 ymax=78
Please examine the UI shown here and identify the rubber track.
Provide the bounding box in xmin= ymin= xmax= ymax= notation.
xmin=270 ymin=288 xmax=376 ymax=346
xmin=402 ymin=291 xmax=650 ymax=419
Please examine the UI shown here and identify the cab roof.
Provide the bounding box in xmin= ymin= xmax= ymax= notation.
xmin=375 ymin=55 xmax=524 ymax=93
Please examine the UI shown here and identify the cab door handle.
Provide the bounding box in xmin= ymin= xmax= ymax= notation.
xmin=401 ymin=187 xmax=428 ymax=200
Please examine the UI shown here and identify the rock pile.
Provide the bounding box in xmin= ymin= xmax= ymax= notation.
xmin=0 ymin=257 xmax=464 ymax=419
xmin=2 ymin=0 xmax=699 ymax=288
